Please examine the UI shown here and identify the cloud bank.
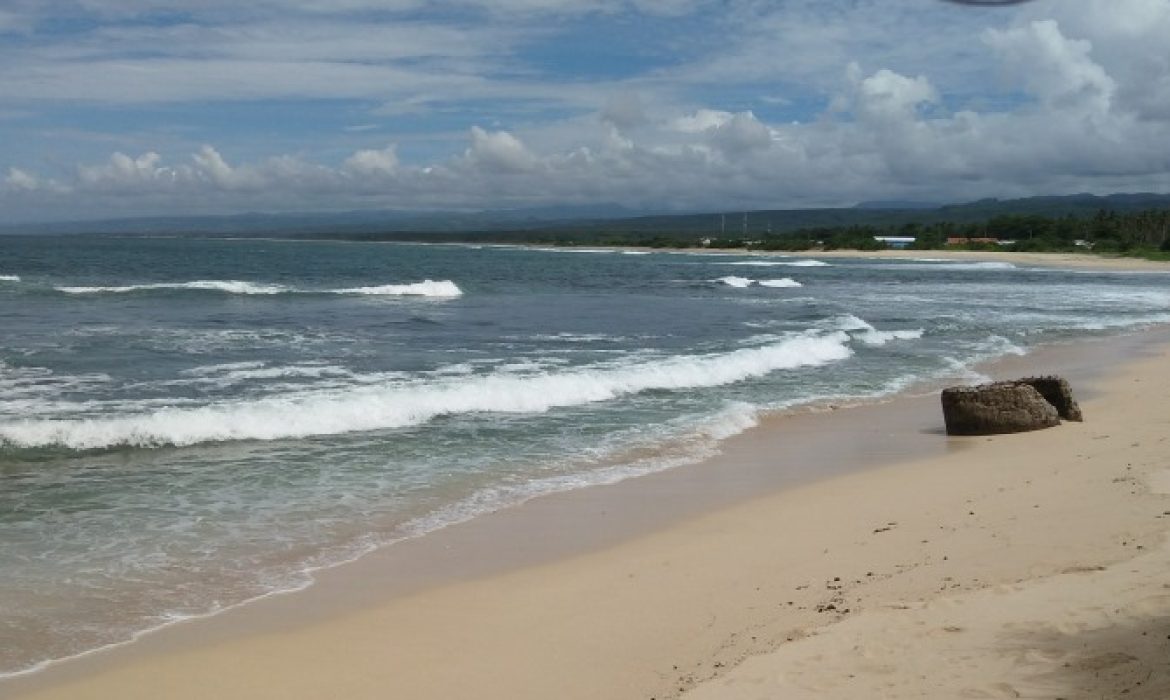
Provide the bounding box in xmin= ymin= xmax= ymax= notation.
xmin=1 ymin=0 xmax=1169 ymax=222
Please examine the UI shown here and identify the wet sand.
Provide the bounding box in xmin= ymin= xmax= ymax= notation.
xmin=4 ymin=328 xmax=1170 ymax=700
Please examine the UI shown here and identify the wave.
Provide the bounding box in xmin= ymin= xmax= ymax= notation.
xmin=0 ymin=333 xmax=854 ymax=450
xmin=330 ymin=280 xmax=462 ymax=297
xmin=527 ymin=333 xmax=629 ymax=343
xmin=716 ymin=276 xmax=803 ymax=289
xmin=0 ymin=275 xmax=20 ymax=282
xmin=758 ymin=278 xmax=803 ymax=288
xmin=715 ymin=275 xmax=754 ymax=288
xmin=830 ymin=315 xmax=924 ymax=347
xmin=893 ymin=261 xmax=1017 ymax=271
xmin=724 ymin=259 xmax=829 ymax=268
xmin=57 ymin=280 xmax=289 ymax=295
xmin=53 ymin=279 xmax=463 ymax=298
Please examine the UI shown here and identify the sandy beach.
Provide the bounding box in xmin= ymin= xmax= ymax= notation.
xmin=5 ymin=326 xmax=1170 ymax=699
xmin=797 ymin=248 xmax=1170 ymax=272
xmin=683 ymin=246 xmax=1170 ymax=272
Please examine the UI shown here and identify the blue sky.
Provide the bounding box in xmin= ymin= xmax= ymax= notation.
xmin=2 ymin=0 xmax=1169 ymax=223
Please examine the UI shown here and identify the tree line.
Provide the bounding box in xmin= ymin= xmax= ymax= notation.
xmin=613 ymin=208 xmax=1170 ymax=256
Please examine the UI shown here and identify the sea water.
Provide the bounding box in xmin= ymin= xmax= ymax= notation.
xmin=1 ymin=235 xmax=1168 ymax=675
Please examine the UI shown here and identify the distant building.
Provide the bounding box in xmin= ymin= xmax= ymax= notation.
xmin=873 ymin=236 xmax=916 ymax=249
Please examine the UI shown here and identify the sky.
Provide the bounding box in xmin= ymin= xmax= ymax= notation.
xmin=1 ymin=0 xmax=1169 ymax=223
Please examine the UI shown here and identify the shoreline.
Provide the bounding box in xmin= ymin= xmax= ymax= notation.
xmin=450 ymin=240 xmax=1170 ymax=272
xmin=787 ymin=247 xmax=1170 ymax=271
xmin=5 ymin=325 xmax=1170 ymax=699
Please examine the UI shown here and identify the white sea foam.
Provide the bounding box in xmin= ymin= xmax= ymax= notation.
xmin=830 ymin=314 xmax=925 ymax=347
xmin=397 ymin=402 xmax=763 ymax=540
xmin=0 ymin=333 xmax=853 ymax=450
xmin=331 ymin=280 xmax=462 ymax=297
xmin=54 ymin=279 xmax=463 ymax=298
xmin=715 ymin=275 xmax=754 ymax=288
xmin=757 ymin=278 xmax=803 ymax=288
xmin=0 ymin=274 xmax=20 ymax=282
xmin=886 ymin=261 xmax=1017 ymax=271
xmin=781 ymin=259 xmax=829 ymax=267
xmin=700 ymin=401 xmax=761 ymax=439
xmin=216 ymin=364 xmax=355 ymax=381
xmin=179 ymin=361 xmax=268 ymax=377
xmin=528 ymin=333 xmax=629 ymax=343
xmin=724 ymin=259 xmax=829 ymax=268
xmin=56 ymin=280 xmax=290 ymax=295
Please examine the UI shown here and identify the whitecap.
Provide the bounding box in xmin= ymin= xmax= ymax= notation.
xmin=829 ymin=314 xmax=924 ymax=347
xmin=715 ymin=276 xmax=754 ymax=288
xmin=0 ymin=333 xmax=853 ymax=450
xmin=56 ymin=280 xmax=289 ymax=295
xmin=887 ymin=261 xmax=1016 ymax=271
xmin=724 ymin=259 xmax=829 ymax=268
xmin=757 ymin=278 xmax=803 ymax=288
xmin=331 ymin=280 xmax=462 ymax=298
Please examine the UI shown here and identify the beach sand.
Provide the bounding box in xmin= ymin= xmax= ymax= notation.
xmin=799 ymin=247 xmax=1170 ymax=272
xmin=5 ymin=330 xmax=1170 ymax=700
xmin=689 ymin=246 xmax=1170 ymax=272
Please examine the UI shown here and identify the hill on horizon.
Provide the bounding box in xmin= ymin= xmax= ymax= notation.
xmin=3 ymin=192 xmax=1170 ymax=240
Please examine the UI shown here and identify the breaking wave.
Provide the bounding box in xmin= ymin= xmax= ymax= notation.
xmin=715 ymin=276 xmax=754 ymax=288
xmin=895 ymin=261 xmax=1017 ymax=271
xmin=0 ymin=275 xmax=20 ymax=282
xmin=53 ymin=279 xmax=463 ymax=298
xmin=830 ymin=314 xmax=924 ymax=346
xmin=758 ymin=278 xmax=803 ymax=288
xmin=724 ymin=259 xmax=829 ymax=268
xmin=57 ymin=280 xmax=292 ymax=295
xmin=330 ymin=280 xmax=463 ymax=297
xmin=0 ymin=333 xmax=853 ymax=450
xmin=715 ymin=276 xmax=803 ymax=289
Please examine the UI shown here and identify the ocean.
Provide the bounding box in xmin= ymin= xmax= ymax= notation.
xmin=1 ymin=235 xmax=1168 ymax=676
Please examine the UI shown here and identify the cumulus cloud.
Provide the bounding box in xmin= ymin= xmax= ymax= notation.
xmin=343 ymin=144 xmax=399 ymax=176
xmin=76 ymin=152 xmax=169 ymax=191
xmin=848 ymin=65 xmax=938 ymax=122
xmin=709 ymin=112 xmax=772 ymax=156
xmin=985 ymin=20 xmax=1115 ymax=114
xmin=463 ymin=127 xmax=538 ymax=173
xmin=669 ymin=110 xmax=773 ymax=157
xmin=4 ymin=167 xmax=40 ymax=191
xmin=2 ymin=0 xmax=1170 ymax=223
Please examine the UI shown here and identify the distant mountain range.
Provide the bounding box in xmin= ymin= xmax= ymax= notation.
xmin=4 ymin=192 xmax=1170 ymax=239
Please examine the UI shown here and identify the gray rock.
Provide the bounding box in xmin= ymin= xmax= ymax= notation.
xmin=1017 ymin=375 xmax=1083 ymax=422
xmin=941 ymin=382 xmax=1061 ymax=436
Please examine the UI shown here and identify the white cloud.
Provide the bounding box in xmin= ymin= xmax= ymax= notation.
xmin=670 ymin=109 xmax=772 ymax=157
xmin=76 ymin=151 xmax=170 ymax=191
xmin=672 ymin=109 xmax=733 ymax=134
xmin=709 ymin=111 xmax=772 ymax=156
xmin=343 ymin=144 xmax=400 ymax=176
xmin=4 ymin=167 xmax=40 ymax=191
xmin=849 ymin=66 xmax=938 ymax=122
xmin=985 ymin=20 xmax=1114 ymax=114
xmin=463 ymin=127 xmax=538 ymax=173
xmin=3 ymin=0 xmax=1170 ymax=223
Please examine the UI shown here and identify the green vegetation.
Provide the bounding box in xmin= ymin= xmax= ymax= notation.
xmin=341 ymin=207 xmax=1170 ymax=261
xmin=25 ymin=191 xmax=1165 ymax=262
